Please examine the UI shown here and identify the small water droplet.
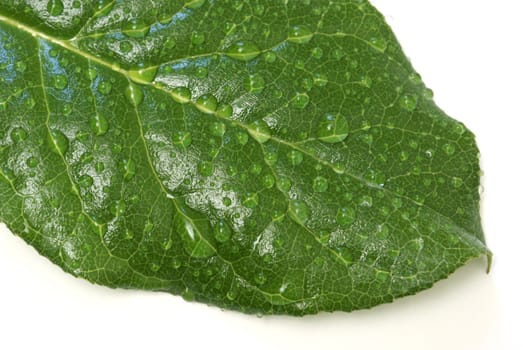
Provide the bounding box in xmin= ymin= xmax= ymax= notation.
xmin=172 ymin=131 xmax=192 ymax=148
xmin=15 ymin=61 xmax=27 ymax=73
xmin=313 ymin=72 xmax=328 ymax=87
xmin=247 ymin=120 xmax=271 ymax=144
xmin=222 ymin=197 xmax=232 ymax=206
xmin=214 ymin=219 xmax=232 ymax=243
xmin=122 ymin=20 xmax=150 ymax=38
xmin=125 ymin=82 xmax=144 ymax=106
xmin=313 ymin=176 xmax=328 ymax=193
xmin=244 ymin=73 xmax=265 ymax=94
xmin=97 ymin=81 xmax=112 ymax=95
xmin=110 ymin=200 xmax=126 ymax=217
xmin=276 ymin=176 xmax=292 ymax=192
xmin=262 ymin=174 xmax=275 ymax=188
xmin=311 ymin=47 xmax=323 ymax=59
xmin=171 ymin=86 xmax=191 ymax=103
xmin=53 ymin=74 xmax=68 ymax=90
xmin=89 ymin=114 xmax=109 ymax=136
xmin=195 ymin=94 xmax=217 ymax=114
xmin=47 ymin=0 xmax=64 ymax=16
xmin=48 ymin=129 xmax=68 ymax=156
xmin=26 ymin=156 xmax=39 ymax=168
xmin=197 ymin=160 xmax=214 ymax=177
xmin=78 ymin=174 xmax=93 ymax=188
xmin=287 ymin=150 xmax=303 ymax=166
xmin=369 ymin=37 xmax=387 ymax=52
xmin=400 ymin=94 xmax=418 ymax=112
xmin=190 ymin=31 xmax=205 ymax=45
xmin=181 ymin=289 xmax=195 ymax=301
xmin=443 ymin=143 xmax=456 ymax=156
xmin=264 ymin=51 xmax=276 ymax=63
xmin=235 ymin=131 xmax=249 ymax=145
xmin=288 ymin=25 xmax=313 ymax=44
xmin=336 ymin=207 xmax=355 ymax=226
xmin=452 ymin=177 xmax=463 ymax=188
xmin=195 ymin=66 xmax=208 ymax=79
xmin=225 ymin=41 xmax=261 ymax=62
xmin=242 ymin=192 xmax=259 ymax=208
xmin=209 ymin=122 xmax=226 ymax=137
xmin=289 ymin=200 xmax=311 ymax=225
xmin=10 ymin=127 xmax=28 ymax=143
xmin=120 ymin=159 xmax=136 ymax=181
xmin=292 ymin=92 xmax=309 ymax=109
xmin=316 ymin=113 xmax=349 ymax=143
xmin=409 ymin=73 xmax=422 ymax=85
xmin=216 ymin=104 xmax=233 ymax=118
xmin=119 ymin=41 xmax=132 ymax=53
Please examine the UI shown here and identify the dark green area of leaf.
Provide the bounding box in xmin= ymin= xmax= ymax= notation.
xmin=0 ymin=0 xmax=489 ymax=315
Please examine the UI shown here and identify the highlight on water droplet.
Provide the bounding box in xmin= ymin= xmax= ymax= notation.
xmin=288 ymin=25 xmax=314 ymax=44
xmin=316 ymin=113 xmax=349 ymax=144
xmin=225 ymin=41 xmax=261 ymax=62
xmin=247 ymin=120 xmax=271 ymax=144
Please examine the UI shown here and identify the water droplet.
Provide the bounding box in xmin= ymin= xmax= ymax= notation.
xmin=292 ymin=92 xmax=309 ymax=109
xmin=247 ymin=120 xmax=271 ymax=144
xmin=129 ymin=66 xmax=158 ymax=83
xmin=311 ymin=47 xmax=323 ymax=59
xmin=235 ymin=131 xmax=249 ymax=145
xmin=359 ymin=195 xmax=373 ymax=207
xmin=288 ymin=25 xmax=313 ymax=44
xmin=242 ymin=192 xmax=259 ymax=208
xmin=287 ymin=150 xmax=303 ymax=166
xmin=409 ymin=73 xmax=422 ymax=85
xmin=15 ymin=61 xmax=27 ymax=73
xmin=197 ymin=160 xmax=214 ymax=177
xmin=244 ymin=73 xmax=265 ymax=94
xmin=262 ymin=174 xmax=275 ymax=188
xmin=191 ymin=31 xmax=205 ymax=45
xmin=195 ymin=94 xmax=217 ymax=114
xmin=110 ymin=200 xmax=126 ymax=217
xmin=53 ymin=74 xmax=68 ymax=90
xmin=119 ymin=41 xmax=132 ymax=53
xmin=195 ymin=66 xmax=208 ymax=79
xmin=317 ymin=113 xmax=349 ymax=143
xmin=89 ymin=114 xmax=109 ymax=136
xmin=172 ymin=131 xmax=192 ymax=148
xmin=443 ymin=143 xmax=456 ymax=156
xmin=336 ymin=207 xmax=355 ymax=226
xmin=47 ymin=0 xmax=64 ymax=16
xmin=313 ymin=176 xmax=328 ymax=193
xmin=122 ymin=20 xmax=149 ymax=38
xmin=78 ymin=174 xmax=93 ymax=188
xmin=263 ymin=150 xmax=278 ymax=165
xmin=400 ymin=94 xmax=418 ymax=112
xmin=264 ymin=51 xmax=276 ymax=63
xmin=289 ymin=200 xmax=310 ymax=225
xmin=120 ymin=159 xmax=136 ymax=181
xmin=181 ymin=289 xmax=195 ymax=301
xmin=254 ymin=272 xmax=266 ymax=285
xmin=313 ymin=72 xmax=328 ymax=87
xmin=10 ymin=127 xmax=27 ymax=143
xmin=26 ymin=157 xmax=39 ymax=168
xmin=452 ymin=177 xmax=463 ymax=188
xmin=226 ymin=290 xmax=237 ymax=301
xmin=97 ymin=81 xmax=112 ymax=95
xmin=185 ymin=0 xmax=206 ymax=9
xmin=214 ymin=220 xmax=232 ymax=243
xmin=369 ymin=37 xmax=387 ymax=52
xmin=209 ymin=122 xmax=226 ymax=137
xmin=276 ymin=176 xmax=292 ymax=192
xmin=171 ymin=86 xmax=191 ymax=104
xmin=216 ymin=104 xmax=233 ymax=118
xmin=48 ymin=129 xmax=68 ymax=156
xmin=125 ymin=82 xmax=143 ymax=106
xmin=222 ymin=197 xmax=232 ymax=206
xmin=225 ymin=41 xmax=261 ymax=62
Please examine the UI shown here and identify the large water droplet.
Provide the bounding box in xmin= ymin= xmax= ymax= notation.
xmin=48 ymin=129 xmax=68 ymax=156
xmin=336 ymin=207 xmax=355 ymax=226
xmin=289 ymin=200 xmax=310 ymax=225
xmin=195 ymin=94 xmax=218 ymax=114
xmin=47 ymin=0 xmax=64 ymax=16
xmin=244 ymin=73 xmax=265 ymax=94
xmin=247 ymin=120 xmax=271 ymax=144
xmin=316 ymin=113 xmax=349 ymax=143
xmin=125 ymin=82 xmax=144 ymax=106
xmin=225 ymin=41 xmax=261 ymax=62
xmin=214 ymin=219 xmax=232 ymax=243
xmin=89 ymin=114 xmax=109 ymax=136
xmin=288 ymin=25 xmax=313 ymax=44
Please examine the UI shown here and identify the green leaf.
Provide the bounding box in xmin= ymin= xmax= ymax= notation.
xmin=0 ymin=0 xmax=489 ymax=316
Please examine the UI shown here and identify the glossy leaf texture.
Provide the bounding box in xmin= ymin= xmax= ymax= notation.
xmin=0 ymin=0 xmax=489 ymax=315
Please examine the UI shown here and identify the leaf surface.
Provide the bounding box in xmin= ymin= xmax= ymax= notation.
xmin=0 ymin=0 xmax=489 ymax=315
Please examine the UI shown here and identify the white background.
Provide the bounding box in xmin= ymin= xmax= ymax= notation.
xmin=1 ymin=1 xmax=521 ymax=349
